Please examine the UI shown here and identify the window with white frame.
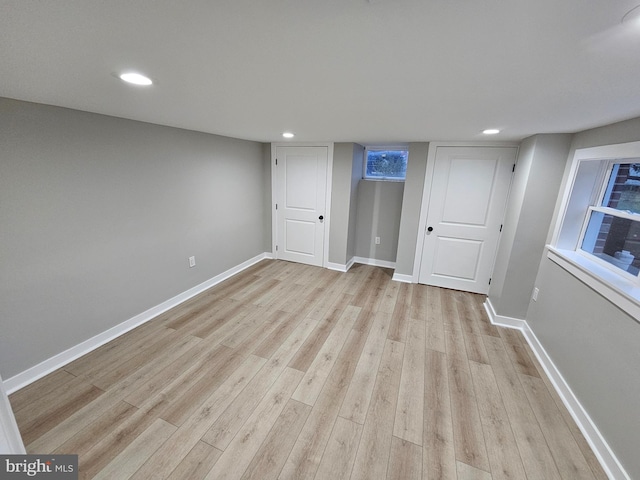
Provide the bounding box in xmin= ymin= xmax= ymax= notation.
xmin=550 ymin=140 xmax=640 ymax=319
xmin=579 ymin=161 xmax=640 ymax=277
xmin=363 ymin=147 xmax=408 ymax=181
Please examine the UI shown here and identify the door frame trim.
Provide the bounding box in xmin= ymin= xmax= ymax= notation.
xmin=270 ymin=142 xmax=334 ymax=268
xmin=412 ymin=141 xmax=519 ymax=283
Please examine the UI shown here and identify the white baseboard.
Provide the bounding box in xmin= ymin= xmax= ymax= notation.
xmin=326 ymin=257 xmax=355 ymax=273
xmin=483 ymin=298 xmax=629 ymax=480
xmin=345 ymin=257 xmax=355 ymax=271
xmin=522 ymin=326 xmax=629 ymax=480
xmin=483 ymin=297 xmax=527 ymax=329
xmin=326 ymin=262 xmax=346 ymax=272
xmin=353 ymin=256 xmax=396 ymax=269
xmin=0 ymin=374 xmax=25 ymax=454
xmin=392 ymin=273 xmax=413 ymax=283
xmin=3 ymin=252 xmax=270 ymax=394
xmin=327 ymin=257 xmax=395 ymax=272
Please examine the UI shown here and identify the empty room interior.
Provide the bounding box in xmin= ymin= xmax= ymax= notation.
xmin=1 ymin=1 xmax=640 ymax=479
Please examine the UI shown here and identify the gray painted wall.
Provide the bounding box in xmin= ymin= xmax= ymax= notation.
xmin=528 ymin=259 xmax=640 ymax=478
xmin=354 ymin=180 xmax=404 ymax=262
xmin=394 ymin=142 xmax=429 ymax=275
xmin=348 ymin=145 xmax=364 ymax=262
xmin=262 ymin=143 xmax=273 ymax=252
xmin=489 ymin=136 xmax=535 ymax=312
xmin=328 ymin=143 xmax=362 ymax=266
xmin=526 ymin=117 xmax=640 ymax=478
xmin=489 ymin=134 xmax=571 ymax=319
xmin=0 ymin=98 xmax=267 ymax=379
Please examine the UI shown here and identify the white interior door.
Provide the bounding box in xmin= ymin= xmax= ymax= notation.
xmin=275 ymin=146 xmax=328 ymax=267
xmin=418 ymin=146 xmax=516 ymax=294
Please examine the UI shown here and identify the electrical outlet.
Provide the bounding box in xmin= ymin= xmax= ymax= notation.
xmin=189 ymin=256 xmax=196 ymax=268
xmin=532 ymin=287 xmax=539 ymax=301
xmin=375 ymin=236 xmax=381 ymax=245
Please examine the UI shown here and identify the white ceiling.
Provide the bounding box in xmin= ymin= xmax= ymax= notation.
xmin=1 ymin=0 xmax=640 ymax=143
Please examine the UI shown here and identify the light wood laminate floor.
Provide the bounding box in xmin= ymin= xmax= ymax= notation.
xmin=10 ymin=260 xmax=609 ymax=479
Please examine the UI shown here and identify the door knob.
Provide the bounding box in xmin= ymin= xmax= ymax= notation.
xmin=427 ymin=226 xmax=433 ymax=232
xmin=319 ymin=215 xmax=324 ymax=223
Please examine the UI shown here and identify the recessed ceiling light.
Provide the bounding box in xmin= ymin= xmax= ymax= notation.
xmin=119 ymin=72 xmax=153 ymax=86
xmin=282 ymin=132 xmax=295 ymax=138
xmin=482 ymin=129 xmax=500 ymax=135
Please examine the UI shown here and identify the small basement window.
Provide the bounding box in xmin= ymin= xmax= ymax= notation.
xmin=549 ymin=140 xmax=640 ymax=321
xmin=363 ymin=147 xmax=408 ymax=181
xmin=579 ymin=162 xmax=640 ymax=277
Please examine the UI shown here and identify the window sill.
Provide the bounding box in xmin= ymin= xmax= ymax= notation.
xmin=547 ymin=246 xmax=640 ymax=322
xmin=362 ymin=177 xmax=406 ymax=182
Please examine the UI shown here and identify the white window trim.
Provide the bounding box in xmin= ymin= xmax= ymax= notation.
xmin=550 ymin=140 xmax=640 ymax=322
xmin=585 ymin=205 xmax=640 ymax=223
xmin=363 ymin=146 xmax=408 ymax=181
xmin=575 ymin=162 xmax=640 ymax=284
xmin=547 ymin=247 xmax=640 ymax=321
